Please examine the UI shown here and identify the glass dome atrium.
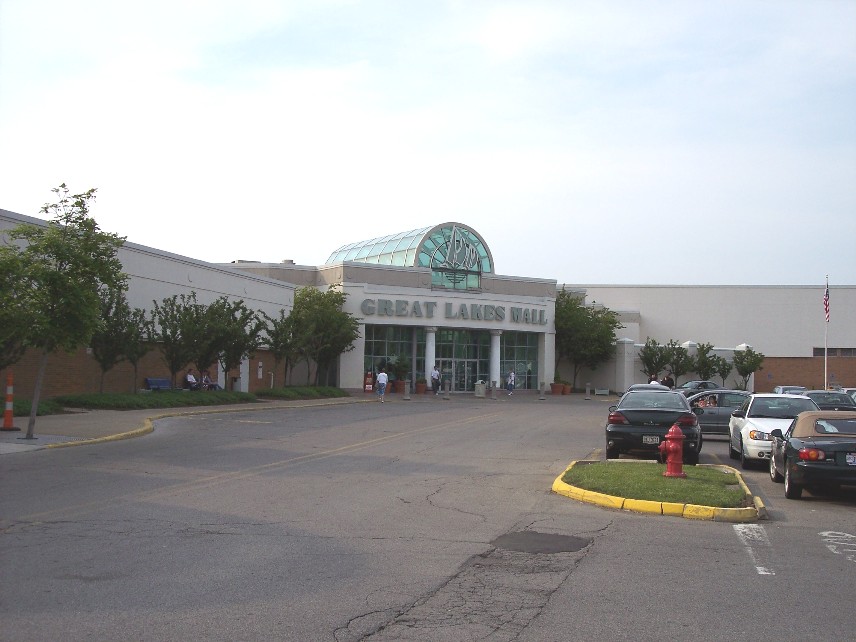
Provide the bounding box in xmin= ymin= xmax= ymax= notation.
xmin=326 ymin=223 xmax=494 ymax=290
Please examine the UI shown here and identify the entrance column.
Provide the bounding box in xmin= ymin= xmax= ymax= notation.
xmin=489 ymin=330 xmax=502 ymax=387
xmin=424 ymin=326 xmax=437 ymax=382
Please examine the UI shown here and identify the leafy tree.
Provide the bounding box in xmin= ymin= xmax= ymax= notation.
xmin=693 ymin=342 xmax=718 ymax=381
xmin=7 ymin=184 xmax=126 ymax=438
xmin=91 ymin=286 xmax=133 ymax=392
xmin=713 ymin=355 xmax=732 ymax=387
xmin=262 ymin=309 xmax=299 ymax=387
xmin=291 ymin=286 xmax=360 ymax=385
xmin=123 ymin=307 xmax=154 ymax=393
xmin=212 ymin=298 xmax=266 ymax=389
xmin=732 ymin=347 xmax=765 ymax=390
xmin=638 ymin=338 xmax=669 ymax=380
xmin=0 ymin=250 xmax=30 ymax=370
xmin=553 ymin=292 xmax=623 ymax=390
xmin=663 ymin=339 xmax=694 ymax=387
xmin=152 ymin=292 xmax=202 ymax=386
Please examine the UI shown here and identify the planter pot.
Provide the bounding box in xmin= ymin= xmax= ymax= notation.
xmin=393 ymin=380 xmax=406 ymax=393
xmin=550 ymin=382 xmax=564 ymax=395
xmin=415 ymin=382 xmax=427 ymax=394
xmin=563 ymin=384 xmax=572 ymax=395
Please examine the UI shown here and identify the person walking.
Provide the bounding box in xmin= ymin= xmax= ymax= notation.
xmin=431 ymin=364 xmax=441 ymax=395
xmin=376 ymin=369 xmax=388 ymax=403
xmin=506 ymin=370 xmax=515 ymax=396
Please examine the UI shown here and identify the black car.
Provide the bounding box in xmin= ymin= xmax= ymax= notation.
xmin=803 ymin=390 xmax=856 ymax=411
xmin=769 ymin=411 xmax=856 ymax=499
xmin=686 ymin=389 xmax=750 ymax=435
xmin=676 ymin=380 xmax=722 ymax=397
xmin=605 ymin=389 xmax=702 ymax=464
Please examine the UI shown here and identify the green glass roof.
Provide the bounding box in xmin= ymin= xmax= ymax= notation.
xmin=326 ymin=223 xmax=494 ymax=273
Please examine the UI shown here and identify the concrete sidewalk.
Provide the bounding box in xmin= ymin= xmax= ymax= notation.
xmin=0 ymin=397 xmax=372 ymax=454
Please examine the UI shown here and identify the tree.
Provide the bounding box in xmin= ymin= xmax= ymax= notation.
xmin=693 ymin=342 xmax=718 ymax=381
xmin=732 ymin=347 xmax=765 ymax=390
xmin=8 ymin=184 xmax=126 ymax=438
xmin=123 ymin=308 xmax=154 ymax=393
xmin=262 ymin=309 xmax=299 ymax=387
xmin=152 ymin=292 xmax=202 ymax=386
xmin=638 ymin=338 xmax=670 ymax=380
xmin=713 ymin=355 xmax=732 ymax=387
xmin=663 ymin=340 xmax=694 ymax=387
xmin=212 ymin=298 xmax=265 ymax=389
xmin=553 ymin=290 xmax=622 ymax=389
xmin=91 ymin=286 xmax=133 ymax=392
xmin=0 ymin=250 xmax=30 ymax=371
xmin=291 ymin=286 xmax=360 ymax=385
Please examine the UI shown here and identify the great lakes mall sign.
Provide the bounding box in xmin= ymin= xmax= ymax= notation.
xmin=360 ymin=298 xmax=549 ymax=326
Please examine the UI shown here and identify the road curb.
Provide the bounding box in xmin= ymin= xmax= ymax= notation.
xmin=552 ymin=460 xmax=765 ymax=522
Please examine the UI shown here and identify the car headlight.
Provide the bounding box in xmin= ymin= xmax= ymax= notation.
xmin=748 ymin=430 xmax=771 ymax=441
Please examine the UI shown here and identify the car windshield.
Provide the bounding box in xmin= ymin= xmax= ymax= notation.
xmin=619 ymin=392 xmax=687 ymax=410
xmin=808 ymin=392 xmax=855 ymax=405
xmin=749 ymin=397 xmax=818 ymax=419
xmin=814 ymin=418 xmax=856 ymax=434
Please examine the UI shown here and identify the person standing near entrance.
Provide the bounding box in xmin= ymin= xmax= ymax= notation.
xmin=431 ymin=364 xmax=441 ymax=395
xmin=376 ymin=369 xmax=388 ymax=403
xmin=506 ymin=370 xmax=515 ymax=396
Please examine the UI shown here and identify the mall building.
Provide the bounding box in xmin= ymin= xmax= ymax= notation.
xmin=2 ymin=208 xmax=855 ymax=396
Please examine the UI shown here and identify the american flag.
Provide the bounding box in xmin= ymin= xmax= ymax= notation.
xmin=823 ymin=283 xmax=830 ymax=323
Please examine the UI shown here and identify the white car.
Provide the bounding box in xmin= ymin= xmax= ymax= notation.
xmin=728 ymin=394 xmax=819 ymax=469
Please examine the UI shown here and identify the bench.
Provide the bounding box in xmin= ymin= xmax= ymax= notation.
xmin=144 ymin=377 xmax=179 ymax=391
xmin=595 ymin=388 xmax=610 ymax=396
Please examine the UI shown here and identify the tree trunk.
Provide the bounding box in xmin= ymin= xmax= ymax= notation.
xmin=25 ymin=350 xmax=50 ymax=440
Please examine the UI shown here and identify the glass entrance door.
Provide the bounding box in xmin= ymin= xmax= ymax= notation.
xmin=437 ymin=359 xmax=482 ymax=392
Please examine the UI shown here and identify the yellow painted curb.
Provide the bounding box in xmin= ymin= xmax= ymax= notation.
xmin=623 ymin=498 xmax=663 ymax=515
xmin=46 ymin=419 xmax=155 ymax=449
xmin=552 ymin=460 xmax=763 ymax=522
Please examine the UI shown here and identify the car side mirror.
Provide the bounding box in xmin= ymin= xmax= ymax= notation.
xmin=731 ymin=410 xmax=745 ymax=418
xmin=693 ymin=408 xmax=704 ymax=416
xmin=769 ymin=428 xmax=783 ymax=439
xmin=608 ymin=405 xmax=617 ymax=412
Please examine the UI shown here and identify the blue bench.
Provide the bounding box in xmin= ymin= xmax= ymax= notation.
xmin=144 ymin=377 xmax=178 ymax=391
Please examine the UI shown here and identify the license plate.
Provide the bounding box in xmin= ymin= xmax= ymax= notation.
xmin=847 ymin=453 xmax=856 ymax=466
xmin=642 ymin=435 xmax=660 ymax=445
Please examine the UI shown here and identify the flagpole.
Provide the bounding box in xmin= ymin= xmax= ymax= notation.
xmin=824 ymin=275 xmax=829 ymax=390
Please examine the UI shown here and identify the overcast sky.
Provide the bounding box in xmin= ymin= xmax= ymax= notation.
xmin=1 ymin=0 xmax=854 ymax=286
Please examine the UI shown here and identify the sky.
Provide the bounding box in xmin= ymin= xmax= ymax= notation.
xmin=1 ymin=0 xmax=854 ymax=286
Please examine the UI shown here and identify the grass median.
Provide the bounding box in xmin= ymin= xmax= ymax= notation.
xmin=562 ymin=461 xmax=750 ymax=508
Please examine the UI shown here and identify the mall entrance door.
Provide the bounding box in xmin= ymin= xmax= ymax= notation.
xmin=437 ymin=359 xmax=481 ymax=392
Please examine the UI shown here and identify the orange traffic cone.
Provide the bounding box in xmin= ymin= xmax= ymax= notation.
xmin=2 ymin=373 xmax=21 ymax=431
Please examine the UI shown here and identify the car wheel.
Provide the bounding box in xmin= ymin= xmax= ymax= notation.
xmin=728 ymin=433 xmax=739 ymax=460
xmin=684 ymin=450 xmax=699 ymax=465
xmin=769 ymin=455 xmax=783 ymax=483
xmin=605 ymin=442 xmax=619 ymax=460
xmin=739 ymin=438 xmax=753 ymax=470
xmin=784 ymin=465 xmax=803 ymax=499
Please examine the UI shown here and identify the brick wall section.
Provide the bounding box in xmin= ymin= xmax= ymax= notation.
xmin=756 ymin=357 xmax=856 ymax=392
xmin=1 ymin=345 xmax=291 ymax=399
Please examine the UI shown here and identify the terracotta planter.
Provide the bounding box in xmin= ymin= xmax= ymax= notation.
xmin=563 ymin=384 xmax=572 ymax=395
xmin=550 ymin=382 xmax=564 ymax=395
xmin=415 ymin=382 xmax=427 ymax=394
xmin=393 ymin=380 xmax=406 ymax=393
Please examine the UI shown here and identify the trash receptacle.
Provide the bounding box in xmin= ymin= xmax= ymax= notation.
xmin=474 ymin=380 xmax=486 ymax=398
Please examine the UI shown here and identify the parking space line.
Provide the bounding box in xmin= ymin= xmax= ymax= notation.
xmin=820 ymin=531 xmax=856 ymax=564
xmin=733 ymin=523 xmax=776 ymax=575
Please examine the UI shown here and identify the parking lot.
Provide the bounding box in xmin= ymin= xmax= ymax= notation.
xmin=1 ymin=395 xmax=854 ymax=641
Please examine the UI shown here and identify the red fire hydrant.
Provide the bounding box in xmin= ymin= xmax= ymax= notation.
xmin=659 ymin=423 xmax=687 ymax=478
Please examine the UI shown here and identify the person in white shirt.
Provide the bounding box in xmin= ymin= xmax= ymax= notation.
xmin=431 ymin=365 xmax=441 ymax=395
xmin=506 ymin=370 xmax=515 ymax=396
xmin=376 ymin=369 xmax=388 ymax=403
